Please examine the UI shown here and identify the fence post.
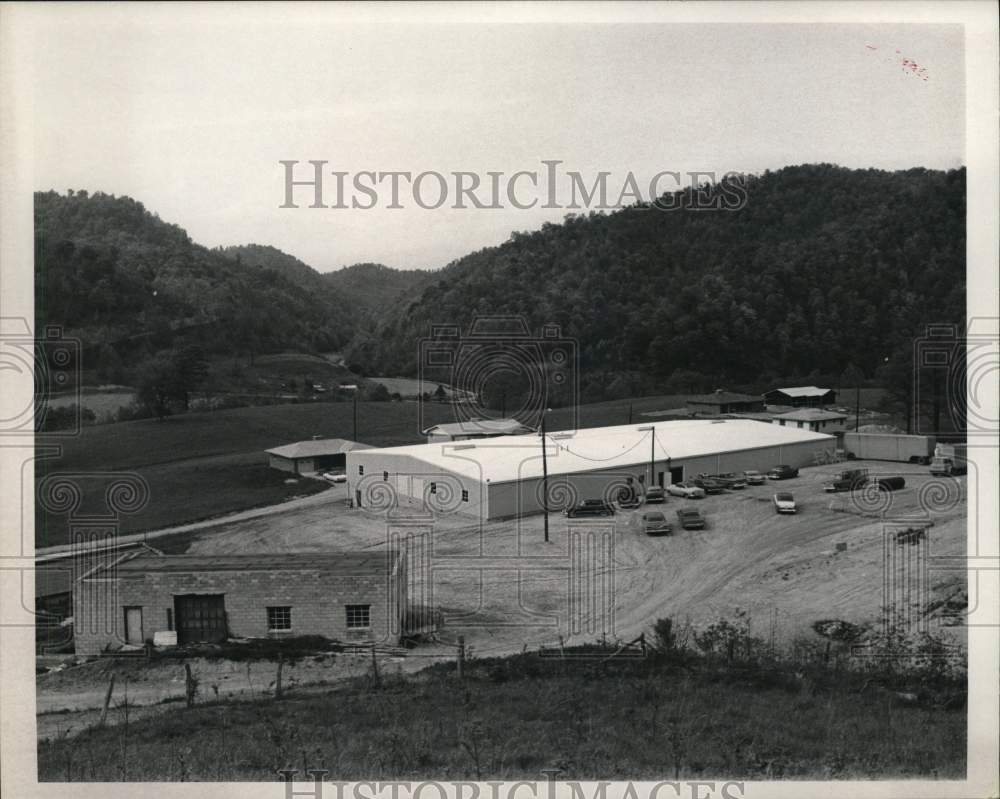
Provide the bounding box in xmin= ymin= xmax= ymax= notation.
xmin=370 ymin=644 xmax=381 ymax=689
xmin=184 ymin=663 xmax=197 ymax=708
xmin=457 ymin=635 xmax=465 ymax=680
xmin=275 ymin=654 xmax=284 ymax=699
xmin=99 ymin=673 xmax=115 ymax=727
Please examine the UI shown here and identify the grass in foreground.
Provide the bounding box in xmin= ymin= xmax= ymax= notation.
xmin=38 ymin=647 xmax=964 ymax=781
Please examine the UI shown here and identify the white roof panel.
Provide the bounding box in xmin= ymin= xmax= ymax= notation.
xmin=349 ymin=419 xmax=834 ymax=484
xmin=771 ymin=386 xmax=833 ymax=397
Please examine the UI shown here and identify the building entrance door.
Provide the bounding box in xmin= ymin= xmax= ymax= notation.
xmin=174 ymin=594 xmax=227 ymax=644
xmin=669 ymin=466 xmax=684 ymax=484
xmin=124 ymin=606 xmax=143 ymax=645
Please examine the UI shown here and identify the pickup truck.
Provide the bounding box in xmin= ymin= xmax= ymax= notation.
xmin=929 ymin=444 xmax=968 ymax=476
xmin=676 ymin=508 xmax=706 ymax=530
xmin=822 ymin=468 xmax=869 ymax=493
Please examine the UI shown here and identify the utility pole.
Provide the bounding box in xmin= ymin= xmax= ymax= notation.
xmin=855 ymin=384 xmax=861 ymax=432
xmin=627 ymin=403 xmax=633 ymax=425
xmin=541 ymin=409 xmax=551 ymax=543
xmin=354 ymin=389 xmax=359 ymax=441
xmin=650 ymin=426 xmax=656 ymax=487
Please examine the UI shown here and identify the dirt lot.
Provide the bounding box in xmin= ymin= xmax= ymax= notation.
xmin=38 ymin=460 xmax=966 ymax=738
xmin=180 ymin=459 xmax=967 ymax=654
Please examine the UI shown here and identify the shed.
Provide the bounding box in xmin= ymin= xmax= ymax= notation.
xmin=266 ymin=438 xmax=372 ymax=474
xmin=685 ymin=390 xmax=765 ymax=415
xmin=422 ymin=418 xmax=535 ymax=443
xmin=771 ymin=408 xmax=848 ymax=433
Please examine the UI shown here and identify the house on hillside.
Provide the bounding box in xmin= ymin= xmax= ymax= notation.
xmin=764 ymin=386 xmax=837 ymax=407
xmin=685 ymin=390 xmax=765 ymax=415
xmin=771 ymin=408 xmax=848 ymax=433
xmin=266 ymin=437 xmax=372 ymax=475
xmin=73 ymin=550 xmax=408 ymax=655
xmin=422 ymin=418 xmax=535 ymax=443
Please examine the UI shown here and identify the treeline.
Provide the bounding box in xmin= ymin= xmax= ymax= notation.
xmin=346 ymin=164 xmax=966 ymax=406
xmin=34 ymin=190 xmax=356 ymax=383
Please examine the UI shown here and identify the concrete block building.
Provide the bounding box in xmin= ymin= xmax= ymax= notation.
xmin=73 ymin=551 xmax=406 ymax=656
xmin=347 ymin=419 xmax=835 ymax=520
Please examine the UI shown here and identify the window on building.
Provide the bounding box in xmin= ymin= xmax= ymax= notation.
xmin=358 ymin=465 xmax=364 ymax=475
xmin=461 ymin=489 xmax=469 ymax=502
xmin=267 ymin=606 xmax=292 ymax=632
xmin=346 ymin=604 xmax=371 ymax=629
xmin=383 ymin=471 xmax=389 ymax=481
xmin=430 ymin=482 xmax=437 ymax=494
xmin=166 ymin=608 xmax=174 ymax=631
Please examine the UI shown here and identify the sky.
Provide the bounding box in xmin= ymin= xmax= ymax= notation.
xmin=26 ymin=12 xmax=964 ymax=272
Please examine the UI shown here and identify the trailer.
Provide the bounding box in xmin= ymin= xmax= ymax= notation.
xmin=842 ymin=433 xmax=936 ymax=463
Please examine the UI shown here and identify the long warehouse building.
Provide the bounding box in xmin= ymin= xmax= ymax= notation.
xmin=346 ymin=418 xmax=835 ymax=520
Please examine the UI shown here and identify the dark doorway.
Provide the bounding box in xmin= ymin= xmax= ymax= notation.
xmin=174 ymin=594 xmax=227 ymax=644
xmin=669 ymin=466 xmax=684 ymax=484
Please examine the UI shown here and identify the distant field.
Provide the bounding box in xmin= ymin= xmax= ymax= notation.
xmin=34 ymin=400 xmax=460 ymax=548
xmin=44 ymin=388 xmax=136 ymax=418
xmin=367 ymin=376 xmax=471 ymax=398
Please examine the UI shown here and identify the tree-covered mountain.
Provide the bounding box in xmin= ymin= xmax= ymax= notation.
xmin=323 ymin=263 xmax=432 ymax=319
xmin=346 ymin=164 xmax=966 ymax=402
xmin=34 ymin=191 xmax=356 ymax=377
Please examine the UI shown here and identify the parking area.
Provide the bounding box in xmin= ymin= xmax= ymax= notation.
xmin=171 ymin=460 xmax=966 ymax=657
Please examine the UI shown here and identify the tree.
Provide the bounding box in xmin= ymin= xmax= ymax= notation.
xmin=433 ymin=384 xmax=448 ymax=403
xmin=365 ymin=382 xmax=391 ymax=402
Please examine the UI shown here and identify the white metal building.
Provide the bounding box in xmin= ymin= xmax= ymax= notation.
xmin=346 ymin=419 xmax=835 ymax=520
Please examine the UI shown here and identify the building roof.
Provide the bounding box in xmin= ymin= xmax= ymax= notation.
xmin=768 ymin=386 xmax=834 ymax=398
xmin=348 ymin=419 xmax=833 ymax=485
xmin=686 ymin=390 xmax=762 ymax=405
xmin=772 ymin=408 xmax=847 ymax=422
xmin=265 ymin=438 xmax=373 ymax=459
xmin=83 ymin=551 xmax=402 ymax=579
xmin=423 ymin=418 xmax=535 ymax=437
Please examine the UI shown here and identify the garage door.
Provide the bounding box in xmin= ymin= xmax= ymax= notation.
xmin=175 ymin=594 xmax=227 ymax=644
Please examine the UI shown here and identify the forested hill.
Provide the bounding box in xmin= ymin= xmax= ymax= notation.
xmin=323 ymin=263 xmax=432 ymax=318
xmin=34 ymin=192 xmax=357 ymax=368
xmin=346 ymin=164 xmax=966 ymax=397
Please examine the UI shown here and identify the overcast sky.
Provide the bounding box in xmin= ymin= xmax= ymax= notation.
xmin=28 ymin=14 xmax=964 ymax=271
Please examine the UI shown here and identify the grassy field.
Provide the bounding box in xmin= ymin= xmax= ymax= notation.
xmin=37 ymin=648 xmax=965 ymax=781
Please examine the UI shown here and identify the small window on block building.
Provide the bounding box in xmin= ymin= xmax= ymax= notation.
xmin=345 ymin=604 xmax=371 ymax=629
xmin=267 ymin=606 xmax=292 ymax=632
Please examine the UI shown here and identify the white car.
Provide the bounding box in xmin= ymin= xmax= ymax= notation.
xmin=321 ymin=472 xmax=347 ymax=483
xmin=666 ymin=482 xmax=706 ymax=499
xmin=772 ymin=492 xmax=797 ymax=514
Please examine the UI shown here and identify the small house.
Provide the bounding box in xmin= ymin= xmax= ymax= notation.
xmin=266 ymin=438 xmax=372 ymax=475
xmin=765 ymin=386 xmax=837 ymax=407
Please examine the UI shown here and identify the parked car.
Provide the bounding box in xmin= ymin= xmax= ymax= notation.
xmin=714 ymin=472 xmax=747 ymax=489
xmin=676 ymin=508 xmax=706 ymax=530
xmin=873 ymin=476 xmax=906 ymax=491
xmin=644 ymin=486 xmax=666 ymax=504
xmin=565 ymin=499 xmax=615 ymax=518
xmin=772 ymin=492 xmax=797 ymax=514
xmin=742 ymin=469 xmax=766 ymax=485
xmin=823 ymin=468 xmax=869 ymax=493
xmin=321 ymin=472 xmax=347 ymax=483
xmin=768 ymin=465 xmax=799 ymax=480
xmin=692 ymin=475 xmax=726 ymax=494
xmin=632 ymin=510 xmax=673 ymax=536
xmin=666 ymin=482 xmax=706 ymax=499
xmin=617 ymin=494 xmax=641 ymax=510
